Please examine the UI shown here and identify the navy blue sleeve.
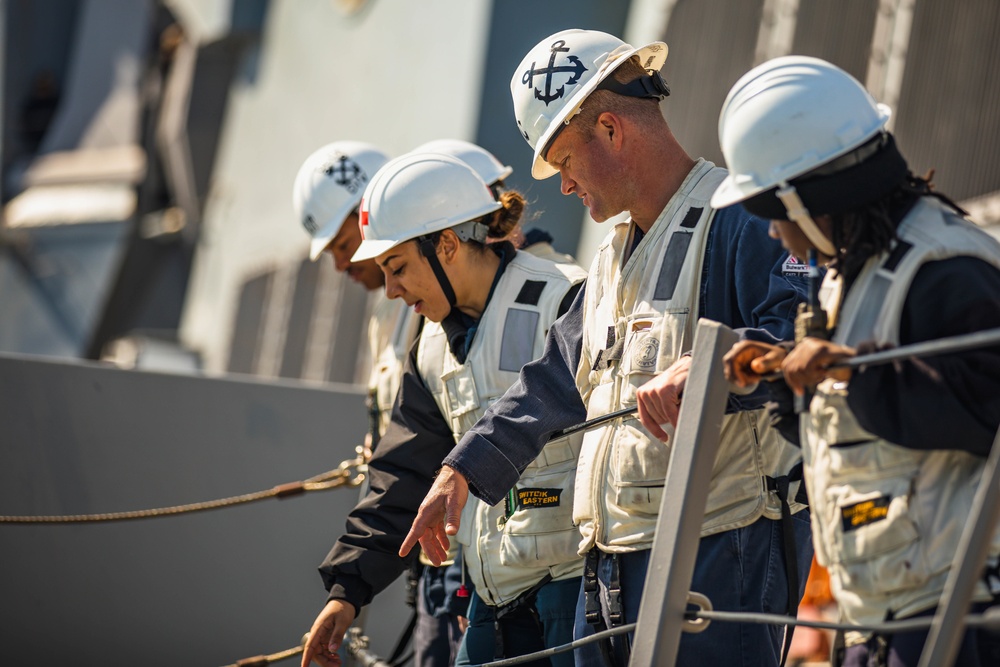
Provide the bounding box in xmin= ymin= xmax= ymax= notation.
xmin=701 ymin=205 xmax=808 ymax=411
xmin=319 ymin=339 xmax=455 ymax=611
xmin=444 ymin=283 xmax=588 ymax=506
xmin=700 ymin=205 xmax=807 ymax=340
xmin=846 ymin=257 xmax=1000 ymax=456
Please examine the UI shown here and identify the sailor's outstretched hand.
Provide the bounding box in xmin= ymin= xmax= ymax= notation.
xmin=301 ymin=599 xmax=356 ymax=667
xmin=400 ymin=465 xmax=469 ymax=565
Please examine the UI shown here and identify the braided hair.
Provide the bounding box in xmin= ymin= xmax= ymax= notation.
xmin=830 ymin=174 xmax=966 ymax=285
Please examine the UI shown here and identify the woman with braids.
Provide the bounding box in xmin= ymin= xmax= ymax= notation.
xmin=715 ymin=57 xmax=1000 ymax=667
xmin=302 ymin=152 xmax=586 ymax=667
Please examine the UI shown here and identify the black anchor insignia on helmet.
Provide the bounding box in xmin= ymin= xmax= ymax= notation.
xmin=326 ymin=155 xmax=363 ymax=187
xmin=522 ymin=40 xmax=588 ymax=105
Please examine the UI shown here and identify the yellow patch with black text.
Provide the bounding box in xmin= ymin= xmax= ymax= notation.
xmin=518 ymin=488 xmax=562 ymax=509
xmin=841 ymin=495 xmax=890 ymax=532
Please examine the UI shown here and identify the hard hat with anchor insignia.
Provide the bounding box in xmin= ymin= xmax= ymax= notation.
xmin=510 ymin=29 xmax=668 ymax=179
xmin=292 ymin=140 xmax=390 ymax=260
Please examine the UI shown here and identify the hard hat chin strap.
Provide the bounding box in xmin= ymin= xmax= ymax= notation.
xmin=776 ymin=184 xmax=837 ymax=258
xmin=418 ymin=235 xmax=458 ymax=308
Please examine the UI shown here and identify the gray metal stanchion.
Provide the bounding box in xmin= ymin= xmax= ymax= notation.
xmin=917 ymin=426 xmax=1000 ymax=667
xmin=629 ymin=319 xmax=740 ymax=667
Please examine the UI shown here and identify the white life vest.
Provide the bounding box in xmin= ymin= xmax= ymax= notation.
xmin=803 ymin=197 xmax=1000 ymax=631
xmin=575 ymin=159 xmax=805 ymax=554
xmin=418 ymin=251 xmax=587 ymax=606
xmin=368 ymin=291 xmax=421 ymax=435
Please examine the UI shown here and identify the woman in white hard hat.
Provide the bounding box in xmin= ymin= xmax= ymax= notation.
xmin=413 ymin=138 xmax=577 ymax=265
xmin=396 ymin=139 xmax=578 ymax=666
xmin=303 ymin=152 xmax=588 ymax=667
xmin=717 ymin=56 xmax=1000 ymax=667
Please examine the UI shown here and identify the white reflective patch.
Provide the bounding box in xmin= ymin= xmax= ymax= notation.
xmin=499 ymin=308 xmax=540 ymax=372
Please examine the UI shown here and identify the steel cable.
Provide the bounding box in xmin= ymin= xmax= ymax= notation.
xmin=464 ymin=623 xmax=637 ymax=667
xmin=458 ymin=606 xmax=1000 ymax=667
xmin=228 ymin=605 xmax=1000 ymax=667
xmin=690 ymin=606 xmax=1000 ymax=634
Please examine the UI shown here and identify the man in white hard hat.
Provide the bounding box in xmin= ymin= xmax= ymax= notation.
xmin=718 ymin=56 xmax=1000 ymax=667
xmin=402 ymin=30 xmax=814 ymax=666
xmin=292 ymin=140 xmax=412 ymax=435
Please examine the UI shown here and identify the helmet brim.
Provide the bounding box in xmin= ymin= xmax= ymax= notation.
xmin=530 ymin=41 xmax=668 ymax=180
xmin=351 ymin=238 xmax=400 ymax=263
xmin=309 ymin=233 xmax=335 ymax=261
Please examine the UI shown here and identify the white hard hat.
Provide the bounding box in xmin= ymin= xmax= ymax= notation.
xmin=351 ymin=153 xmax=501 ymax=262
xmin=711 ymin=56 xmax=892 ymax=210
xmin=291 ymin=141 xmax=390 ymax=260
xmin=510 ymin=29 xmax=668 ymax=179
xmin=411 ymin=139 xmax=513 ymax=186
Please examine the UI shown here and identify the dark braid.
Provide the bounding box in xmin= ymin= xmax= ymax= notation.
xmin=831 ymin=202 xmax=897 ymax=285
xmin=830 ymin=175 xmax=934 ymax=285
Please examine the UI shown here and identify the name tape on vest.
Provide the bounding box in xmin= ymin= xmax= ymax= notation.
xmin=841 ymin=495 xmax=890 ymax=532
xmin=518 ymin=487 xmax=562 ymax=509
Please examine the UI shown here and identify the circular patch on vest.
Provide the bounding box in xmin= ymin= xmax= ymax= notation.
xmin=632 ymin=337 xmax=659 ymax=370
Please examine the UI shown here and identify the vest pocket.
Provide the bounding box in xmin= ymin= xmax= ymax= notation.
xmin=617 ymin=311 xmax=688 ymax=407
xmin=442 ymin=364 xmax=481 ymax=422
xmin=827 ymin=478 xmax=926 ymax=595
xmin=499 ymin=461 xmax=581 ymax=568
xmin=610 ymin=420 xmax=669 ymax=516
xmin=828 ymin=439 xmax=919 ymax=478
xmin=614 ymin=484 xmax=664 ymax=518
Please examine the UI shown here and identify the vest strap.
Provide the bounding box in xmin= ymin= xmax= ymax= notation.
xmin=492 ymin=573 xmax=552 ymax=659
xmin=583 ymin=549 xmax=614 ymax=664
xmin=583 ymin=548 xmax=602 ymax=626
xmin=873 ymin=608 xmax=896 ymax=667
xmin=606 ymin=552 xmax=633 ymax=664
xmin=765 ymin=463 xmax=806 ymax=667
xmin=607 ymin=552 xmax=624 ymax=627
xmin=596 ymin=336 xmax=625 ymax=371
xmin=583 ymin=548 xmax=632 ymax=665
